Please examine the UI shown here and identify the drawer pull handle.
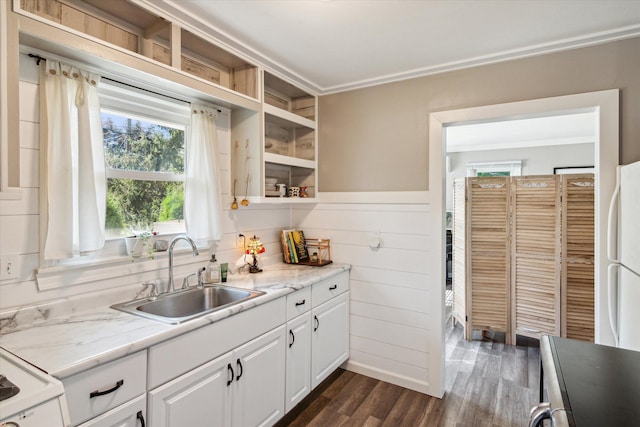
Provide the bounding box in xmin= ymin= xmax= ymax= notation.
xmin=329 ymin=285 xmax=337 ymax=290
xmin=295 ymin=299 xmax=306 ymax=306
xmin=289 ymin=329 xmax=295 ymax=348
xmin=137 ymin=410 xmax=146 ymax=427
xmin=236 ymin=358 xmax=243 ymax=381
xmin=89 ymin=379 xmax=124 ymax=398
xmin=227 ymin=363 xmax=234 ymax=386
xmin=314 ymin=315 xmax=319 ymax=332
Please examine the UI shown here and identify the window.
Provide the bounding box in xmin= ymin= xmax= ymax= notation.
xmin=99 ymin=81 xmax=191 ymax=239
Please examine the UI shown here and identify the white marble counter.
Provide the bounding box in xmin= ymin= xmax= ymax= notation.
xmin=0 ymin=263 xmax=349 ymax=379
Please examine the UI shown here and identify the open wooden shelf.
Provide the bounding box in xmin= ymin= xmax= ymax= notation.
xmin=18 ymin=0 xmax=258 ymax=99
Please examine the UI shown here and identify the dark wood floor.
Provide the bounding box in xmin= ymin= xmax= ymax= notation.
xmin=278 ymin=301 xmax=540 ymax=427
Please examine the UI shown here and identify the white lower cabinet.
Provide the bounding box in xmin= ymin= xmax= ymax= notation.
xmin=74 ymin=271 xmax=349 ymax=427
xmin=285 ymin=311 xmax=312 ymax=413
xmin=148 ymin=325 xmax=286 ymax=427
xmin=312 ymin=291 xmax=350 ymax=389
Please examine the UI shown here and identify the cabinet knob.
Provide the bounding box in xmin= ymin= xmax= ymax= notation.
xmin=295 ymin=299 xmax=306 ymax=306
xmin=289 ymin=329 xmax=295 ymax=348
xmin=314 ymin=315 xmax=319 ymax=331
xmin=236 ymin=358 xmax=243 ymax=381
xmin=329 ymin=285 xmax=337 ymax=291
xmin=227 ymin=363 xmax=234 ymax=386
xmin=137 ymin=410 xmax=146 ymax=427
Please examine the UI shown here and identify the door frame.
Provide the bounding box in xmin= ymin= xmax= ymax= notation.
xmin=429 ymin=89 xmax=619 ymax=396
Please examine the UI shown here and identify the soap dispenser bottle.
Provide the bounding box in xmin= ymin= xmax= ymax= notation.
xmin=207 ymin=255 xmax=221 ymax=284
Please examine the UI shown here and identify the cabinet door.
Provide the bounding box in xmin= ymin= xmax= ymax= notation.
xmin=79 ymin=395 xmax=146 ymax=427
xmin=232 ymin=325 xmax=286 ymax=427
xmin=286 ymin=312 xmax=312 ymax=413
xmin=311 ymin=291 xmax=349 ymax=389
xmin=148 ymin=351 xmax=232 ymax=427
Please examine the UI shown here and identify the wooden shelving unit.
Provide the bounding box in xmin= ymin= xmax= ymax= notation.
xmin=262 ymin=72 xmax=317 ymax=201
xmin=230 ymin=70 xmax=318 ymax=203
xmin=17 ymin=0 xmax=258 ymax=99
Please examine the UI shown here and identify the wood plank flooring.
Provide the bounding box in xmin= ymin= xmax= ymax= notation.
xmin=278 ymin=299 xmax=540 ymax=427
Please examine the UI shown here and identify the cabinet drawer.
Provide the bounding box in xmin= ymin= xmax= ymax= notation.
xmin=312 ymin=272 xmax=349 ymax=307
xmin=62 ymin=351 xmax=147 ymax=426
xmin=286 ymin=287 xmax=311 ymax=320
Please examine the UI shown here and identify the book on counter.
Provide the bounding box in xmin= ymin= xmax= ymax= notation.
xmin=280 ymin=229 xmax=310 ymax=263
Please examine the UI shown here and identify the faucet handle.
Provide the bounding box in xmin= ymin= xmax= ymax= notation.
xmin=182 ymin=273 xmax=197 ymax=290
xmin=143 ymin=281 xmax=159 ymax=298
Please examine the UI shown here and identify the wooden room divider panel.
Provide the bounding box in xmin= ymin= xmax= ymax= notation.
xmin=466 ymin=177 xmax=511 ymax=344
xmin=561 ymin=174 xmax=595 ymax=341
xmin=510 ymin=175 xmax=562 ymax=343
xmin=452 ymin=174 xmax=594 ymax=344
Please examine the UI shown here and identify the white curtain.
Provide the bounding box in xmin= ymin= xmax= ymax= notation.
xmin=185 ymin=104 xmax=222 ymax=242
xmin=42 ymin=59 xmax=106 ymax=260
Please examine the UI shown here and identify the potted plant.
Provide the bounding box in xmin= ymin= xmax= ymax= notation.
xmin=124 ymin=222 xmax=157 ymax=259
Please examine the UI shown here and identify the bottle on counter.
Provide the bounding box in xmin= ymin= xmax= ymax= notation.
xmin=206 ymin=254 xmax=221 ymax=284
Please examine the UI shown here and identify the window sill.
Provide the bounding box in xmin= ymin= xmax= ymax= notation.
xmin=36 ymin=246 xmax=209 ymax=291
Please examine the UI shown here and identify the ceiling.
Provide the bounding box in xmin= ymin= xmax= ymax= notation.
xmin=151 ymin=0 xmax=640 ymax=94
xmin=445 ymin=112 xmax=596 ymax=152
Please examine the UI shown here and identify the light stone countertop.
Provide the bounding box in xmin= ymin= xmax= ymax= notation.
xmin=0 ymin=263 xmax=350 ymax=379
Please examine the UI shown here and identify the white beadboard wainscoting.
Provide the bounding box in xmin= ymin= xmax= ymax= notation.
xmin=293 ymin=201 xmax=444 ymax=397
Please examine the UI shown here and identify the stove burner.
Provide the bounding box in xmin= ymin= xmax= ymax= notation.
xmin=0 ymin=374 xmax=20 ymax=401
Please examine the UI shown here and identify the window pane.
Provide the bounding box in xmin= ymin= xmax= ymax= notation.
xmin=102 ymin=112 xmax=185 ymax=174
xmin=106 ymin=178 xmax=184 ymax=238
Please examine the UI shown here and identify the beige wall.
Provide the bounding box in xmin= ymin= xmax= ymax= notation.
xmin=318 ymin=37 xmax=640 ymax=192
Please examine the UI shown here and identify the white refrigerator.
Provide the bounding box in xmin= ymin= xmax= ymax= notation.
xmin=608 ymin=160 xmax=640 ymax=351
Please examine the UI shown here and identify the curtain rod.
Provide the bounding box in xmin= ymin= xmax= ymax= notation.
xmin=27 ymin=53 xmax=222 ymax=113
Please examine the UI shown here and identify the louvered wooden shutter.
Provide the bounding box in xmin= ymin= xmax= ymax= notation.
xmin=561 ymin=174 xmax=595 ymax=341
xmin=467 ymin=177 xmax=511 ymax=343
xmin=510 ymin=175 xmax=561 ymax=342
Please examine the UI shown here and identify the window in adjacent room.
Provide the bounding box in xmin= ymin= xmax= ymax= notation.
xmin=466 ymin=160 xmax=522 ymax=177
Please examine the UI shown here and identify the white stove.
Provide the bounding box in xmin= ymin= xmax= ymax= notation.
xmin=0 ymin=348 xmax=69 ymax=427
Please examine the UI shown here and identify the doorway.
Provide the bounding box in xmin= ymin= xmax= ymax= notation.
xmin=429 ymin=89 xmax=619 ymax=397
xmin=445 ymin=112 xmax=595 ymax=339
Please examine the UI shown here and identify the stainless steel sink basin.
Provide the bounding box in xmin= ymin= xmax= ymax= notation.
xmin=111 ymin=286 xmax=266 ymax=324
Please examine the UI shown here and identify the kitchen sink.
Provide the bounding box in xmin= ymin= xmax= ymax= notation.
xmin=111 ymin=285 xmax=266 ymax=324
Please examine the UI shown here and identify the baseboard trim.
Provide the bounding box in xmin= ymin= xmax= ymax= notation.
xmin=343 ymin=360 xmax=435 ymax=397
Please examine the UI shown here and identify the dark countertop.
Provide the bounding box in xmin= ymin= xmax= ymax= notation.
xmin=547 ymin=336 xmax=640 ymax=427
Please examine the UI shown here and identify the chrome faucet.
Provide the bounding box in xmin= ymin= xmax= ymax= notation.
xmin=168 ymin=235 xmax=199 ymax=293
